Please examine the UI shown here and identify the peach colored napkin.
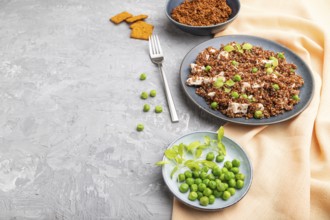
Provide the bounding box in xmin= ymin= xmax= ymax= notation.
xmin=172 ymin=0 xmax=330 ymax=219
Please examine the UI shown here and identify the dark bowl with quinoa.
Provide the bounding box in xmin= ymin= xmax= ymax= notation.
xmin=165 ymin=0 xmax=240 ymax=36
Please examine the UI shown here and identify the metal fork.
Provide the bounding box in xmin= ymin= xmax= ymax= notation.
xmin=148 ymin=35 xmax=179 ymax=122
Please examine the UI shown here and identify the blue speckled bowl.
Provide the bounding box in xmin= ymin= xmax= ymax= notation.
xmin=165 ymin=0 xmax=240 ymax=36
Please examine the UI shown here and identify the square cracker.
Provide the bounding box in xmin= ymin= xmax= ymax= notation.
xmin=110 ymin=11 xmax=133 ymax=24
xmin=126 ymin=14 xmax=148 ymax=23
xmin=130 ymin=22 xmax=154 ymax=40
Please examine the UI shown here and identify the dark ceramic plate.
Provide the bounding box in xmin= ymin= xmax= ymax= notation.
xmin=180 ymin=35 xmax=315 ymax=125
xmin=162 ymin=131 xmax=253 ymax=211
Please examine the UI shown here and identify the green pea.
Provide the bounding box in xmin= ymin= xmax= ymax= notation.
xmin=290 ymin=68 xmax=296 ymax=73
xmin=236 ymin=173 xmax=245 ymax=181
xmin=266 ymin=67 xmax=273 ymax=74
xmin=219 ymin=173 xmax=225 ymax=181
xmin=292 ymin=94 xmax=300 ymax=101
xmin=232 ymin=159 xmax=240 ymax=167
xmin=207 ymin=173 xmax=215 ymax=180
xmin=236 ymin=180 xmax=244 ymax=189
xmin=221 ymin=167 xmax=228 ymax=173
xmin=197 ymin=192 xmax=203 ymax=199
xmin=206 ymin=152 xmax=215 ymax=161
xmin=209 ymin=195 xmax=215 ymax=204
xmin=200 ymin=171 xmax=208 ymax=180
xmin=210 ymin=102 xmax=218 ymax=109
xmin=186 ymin=177 xmax=195 ymax=186
xmin=213 ymin=190 xmax=223 ymax=198
xmin=231 ymin=60 xmax=239 ymax=66
xmin=205 ymin=65 xmax=212 ymax=72
xmin=143 ymin=104 xmax=150 ymax=112
xmin=140 ymin=92 xmax=148 ymax=99
xmin=201 ymin=166 xmax=209 ymax=173
xmin=215 ymin=179 xmax=221 ymax=185
xmin=217 ymin=182 xmax=227 ymax=192
xmin=136 ymin=124 xmax=144 ymax=132
xmin=208 ymin=180 xmax=217 ymax=190
xmin=277 ymin=52 xmax=285 ymax=59
xmin=252 ymin=67 xmax=258 ymax=73
xmin=228 ymin=187 xmax=236 ymax=196
xmin=190 ymin=184 xmax=198 ymax=192
xmin=139 ymin=73 xmax=147 ymax=80
xmin=179 ymin=183 xmax=189 ymax=193
xmin=224 ymin=161 xmax=233 ymax=169
xmin=184 ymin=171 xmax=192 ymax=178
xmin=199 ymin=196 xmax=209 ymax=206
xmin=155 ymin=105 xmax=163 ymax=113
xmin=230 ymin=167 xmax=239 ymax=174
xmin=188 ymin=191 xmax=198 ymax=201
xmin=216 ymin=154 xmax=225 ymax=163
xmin=202 ymin=179 xmax=210 ymax=185
xmin=228 ymin=179 xmax=236 ymax=188
xmin=178 ymin=173 xmax=186 ymax=182
xmin=192 ymin=171 xmax=200 ymax=178
xmin=198 ymin=183 xmax=207 ymax=192
xmin=149 ymin=90 xmax=156 ymax=97
xmin=203 ymin=188 xmax=213 ymax=196
xmin=272 ymin=84 xmax=280 ymax=91
xmin=225 ymin=172 xmax=235 ymax=181
xmin=222 ymin=191 xmax=231 ymax=200
xmin=212 ymin=166 xmax=221 ymax=176
xmin=231 ymin=91 xmax=239 ymax=99
xmin=233 ymin=74 xmax=241 ymax=82
xmin=254 ymin=110 xmax=263 ymax=119
xmin=194 ymin=178 xmax=202 ymax=185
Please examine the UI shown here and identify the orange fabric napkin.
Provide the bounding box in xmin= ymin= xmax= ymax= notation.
xmin=172 ymin=0 xmax=330 ymax=219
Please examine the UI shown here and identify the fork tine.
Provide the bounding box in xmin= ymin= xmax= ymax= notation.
xmin=151 ymin=35 xmax=158 ymax=55
xmin=155 ymin=35 xmax=163 ymax=55
xmin=149 ymin=36 xmax=153 ymax=55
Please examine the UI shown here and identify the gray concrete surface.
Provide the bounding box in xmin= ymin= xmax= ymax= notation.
xmin=0 ymin=0 xmax=225 ymax=219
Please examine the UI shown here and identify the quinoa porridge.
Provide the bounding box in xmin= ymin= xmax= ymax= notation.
xmin=186 ymin=42 xmax=304 ymax=119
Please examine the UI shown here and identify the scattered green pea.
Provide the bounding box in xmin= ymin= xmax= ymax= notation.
xmin=216 ymin=154 xmax=225 ymax=163
xmin=199 ymin=196 xmax=209 ymax=206
xmin=188 ymin=191 xmax=198 ymax=201
xmin=210 ymin=102 xmax=218 ymax=109
xmin=266 ymin=67 xmax=273 ymax=74
xmin=252 ymin=67 xmax=258 ymax=73
xmin=140 ymin=91 xmax=148 ymax=99
xmin=272 ymin=84 xmax=280 ymax=91
xmin=254 ymin=110 xmax=263 ymax=119
xmin=178 ymin=173 xmax=186 ymax=182
xmin=233 ymin=74 xmax=241 ymax=82
xmin=179 ymin=183 xmax=189 ymax=193
xmin=206 ymin=152 xmax=215 ymax=161
xmin=139 ymin=73 xmax=147 ymax=80
xmin=232 ymin=159 xmax=240 ymax=167
xmin=155 ymin=105 xmax=163 ymax=113
xmin=136 ymin=124 xmax=144 ymax=132
xmin=231 ymin=60 xmax=239 ymax=66
xmin=149 ymin=90 xmax=156 ymax=97
xmin=292 ymin=94 xmax=300 ymax=101
xmin=231 ymin=91 xmax=239 ymax=99
xmin=205 ymin=65 xmax=212 ymax=72
xmin=143 ymin=104 xmax=150 ymax=112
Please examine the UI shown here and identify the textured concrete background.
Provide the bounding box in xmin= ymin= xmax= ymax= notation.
xmin=0 ymin=0 xmax=225 ymax=219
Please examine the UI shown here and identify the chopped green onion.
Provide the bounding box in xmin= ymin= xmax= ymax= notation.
xmin=213 ymin=78 xmax=224 ymax=88
xmin=224 ymin=87 xmax=231 ymax=93
xmin=231 ymin=61 xmax=239 ymax=66
xmin=269 ymin=57 xmax=278 ymax=67
xmin=266 ymin=67 xmax=273 ymax=74
xmin=277 ymin=52 xmax=285 ymax=59
xmin=241 ymin=94 xmax=248 ymax=99
xmin=272 ymin=84 xmax=280 ymax=91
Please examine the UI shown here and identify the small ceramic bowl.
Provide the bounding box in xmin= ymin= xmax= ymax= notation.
xmin=165 ymin=0 xmax=240 ymax=36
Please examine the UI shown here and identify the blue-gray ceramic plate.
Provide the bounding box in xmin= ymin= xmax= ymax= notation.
xmin=162 ymin=131 xmax=253 ymax=211
xmin=180 ymin=35 xmax=315 ymax=125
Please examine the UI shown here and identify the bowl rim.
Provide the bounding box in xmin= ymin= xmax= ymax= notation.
xmin=165 ymin=0 xmax=241 ymax=29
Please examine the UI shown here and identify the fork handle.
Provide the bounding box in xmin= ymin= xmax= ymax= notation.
xmin=158 ymin=64 xmax=179 ymax=122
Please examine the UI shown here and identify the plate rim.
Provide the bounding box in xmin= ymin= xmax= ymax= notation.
xmin=161 ymin=130 xmax=253 ymax=211
xmin=179 ymin=34 xmax=315 ymax=125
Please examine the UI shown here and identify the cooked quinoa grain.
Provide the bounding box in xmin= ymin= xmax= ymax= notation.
xmin=186 ymin=42 xmax=304 ymax=119
xmin=171 ymin=0 xmax=232 ymax=26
